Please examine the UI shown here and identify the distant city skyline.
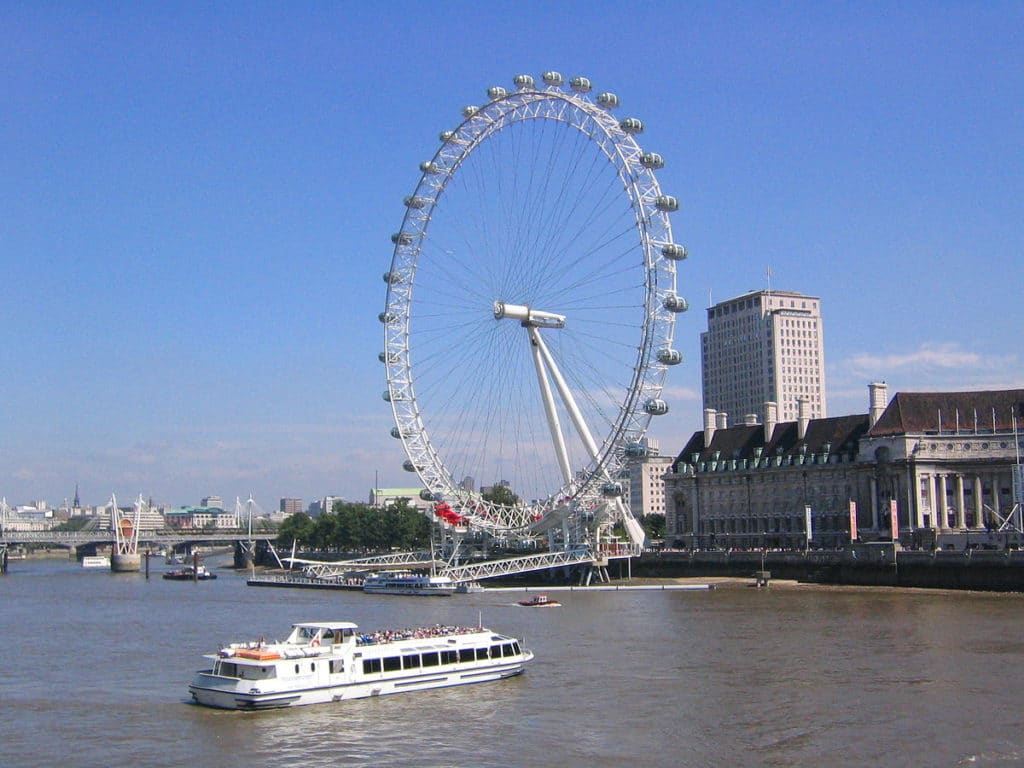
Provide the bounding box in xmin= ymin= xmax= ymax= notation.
xmin=4 ymin=3 xmax=1022 ymax=507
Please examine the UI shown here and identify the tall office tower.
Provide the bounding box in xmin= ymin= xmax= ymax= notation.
xmin=279 ymin=498 xmax=304 ymax=516
xmin=701 ymin=290 xmax=826 ymax=424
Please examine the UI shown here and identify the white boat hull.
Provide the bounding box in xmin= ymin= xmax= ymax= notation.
xmin=189 ymin=658 xmax=529 ymax=710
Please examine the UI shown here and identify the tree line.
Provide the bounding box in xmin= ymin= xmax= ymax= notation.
xmin=276 ymin=499 xmax=432 ymax=552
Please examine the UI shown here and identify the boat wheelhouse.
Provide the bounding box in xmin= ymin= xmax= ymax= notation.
xmin=188 ymin=621 xmax=533 ymax=710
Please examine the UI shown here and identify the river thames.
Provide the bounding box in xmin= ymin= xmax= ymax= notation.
xmin=3 ymin=557 xmax=1023 ymax=768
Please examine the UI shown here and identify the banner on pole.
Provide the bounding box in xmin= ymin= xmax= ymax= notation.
xmin=890 ymin=499 xmax=899 ymax=541
xmin=804 ymin=504 xmax=813 ymax=542
xmin=849 ymin=500 xmax=858 ymax=542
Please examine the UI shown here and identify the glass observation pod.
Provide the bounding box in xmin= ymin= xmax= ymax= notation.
xmin=542 ymin=71 xmax=563 ymax=86
xmin=662 ymin=243 xmax=687 ymax=260
xmin=402 ymin=459 xmax=421 ymax=473
xmin=391 ymin=232 xmax=413 ymax=246
xmin=513 ymin=74 xmax=535 ymax=89
xmin=619 ymin=117 xmax=643 ymax=134
xmin=404 ymin=195 xmax=430 ymax=209
xmin=439 ymin=130 xmax=456 ymax=143
xmin=597 ymin=92 xmax=620 ymax=109
xmin=462 ymin=105 xmax=479 ymax=118
xmin=601 ymin=482 xmax=624 ymax=498
xmin=379 ymin=351 xmax=400 ymax=364
xmin=624 ymin=442 xmax=649 ymax=459
xmin=487 ymin=86 xmax=507 ymax=100
xmin=379 ymin=311 xmax=398 ymax=324
xmin=663 ymin=293 xmax=689 ymax=313
xmin=570 ymin=76 xmax=592 ymax=93
xmin=657 ymin=348 xmax=683 ymax=365
xmin=383 ymin=271 xmax=404 ymax=284
xmin=390 ymin=426 xmax=412 ymax=439
xmin=640 ymin=152 xmax=665 ymax=169
xmin=655 ymin=195 xmax=679 ymax=213
xmin=420 ymin=161 xmax=442 ymax=174
xmin=644 ymin=398 xmax=669 ymax=416
xmin=419 ymin=489 xmax=435 ymax=501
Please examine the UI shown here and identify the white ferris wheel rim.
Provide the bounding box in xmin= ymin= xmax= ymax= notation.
xmin=381 ymin=72 xmax=685 ymax=530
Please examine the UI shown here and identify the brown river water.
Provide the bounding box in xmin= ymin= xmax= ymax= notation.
xmin=3 ymin=557 xmax=1023 ymax=767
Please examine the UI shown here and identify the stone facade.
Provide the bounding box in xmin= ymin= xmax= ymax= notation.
xmin=664 ymin=385 xmax=1024 ymax=551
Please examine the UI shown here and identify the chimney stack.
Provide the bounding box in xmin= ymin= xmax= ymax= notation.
xmin=868 ymin=381 xmax=888 ymax=427
xmin=742 ymin=413 xmax=759 ymax=426
xmin=703 ymin=408 xmax=717 ymax=446
xmin=797 ymin=397 xmax=811 ymax=441
xmin=715 ymin=411 xmax=728 ymax=430
xmin=763 ymin=401 xmax=778 ymax=443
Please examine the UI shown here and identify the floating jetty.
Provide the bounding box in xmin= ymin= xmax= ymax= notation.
xmin=247 ymin=573 xmax=713 ymax=592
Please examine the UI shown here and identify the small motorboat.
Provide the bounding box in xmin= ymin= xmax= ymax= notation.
xmin=163 ymin=564 xmax=217 ymax=581
xmin=517 ymin=594 xmax=560 ymax=607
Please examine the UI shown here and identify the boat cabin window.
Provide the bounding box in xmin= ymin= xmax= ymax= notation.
xmin=402 ymin=654 xmax=421 ymax=670
xmin=330 ymin=659 xmax=345 ymax=674
xmin=476 ymin=648 xmax=489 ymax=661
xmin=216 ymin=661 xmax=239 ymax=678
xmin=501 ymin=643 xmax=515 ymax=657
xmin=362 ymin=658 xmax=382 ymax=674
xmin=422 ymin=651 xmax=440 ymax=667
xmin=440 ymin=650 xmax=458 ymax=665
xmin=512 ymin=641 xmax=521 ymax=655
xmin=382 ymin=656 xmax=401 ymax=673
xmin=490 ymin=645 xmax=501 ymax=658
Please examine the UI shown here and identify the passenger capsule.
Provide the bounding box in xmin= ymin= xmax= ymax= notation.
xmin=391 ymin=232 xmax=413 ymax=245
xmin=661 ymin=243 xmax=687 ymax=260
xmin=419 ymin=489 xmax=435 ymax=501
xmin=624 ymin=442 xmax=649 ymax=459
xmin=619 ymin=117 xmax=643 ymax=134
xmin=487 ymin=85 xmax=507 ymax=100
xmin=382 ymin=390 xmax=393 ymax=402
xmin=601 ymin=482 xmax=624 ymax=498
xmin=383 ymin=271 xmax=404 ymax=284
xmin=513 ymin=74 xmax=535 ymax=90
xmin=462 ymin=105 xmax=479 ymax=118
xmin=402 ymin=459 xmax=420 ymax=473
xmin=378 ymin=311 xmax=398 ymax=324
xmin=439 ymin=130 xmax=456 ymax=143
xmin=390 ymin=426 xmax=406 ymax=439
xmin=663 ymin=293 xmax=689 ymax=313
xmin=597 ymin=92 xmax=620 ymax=109
xmin=644 ymin=398 xmax=669 ymax=416
xmin=569 ymin=76 xmax=592 ymax=93
xmin=542 ymin=71 xmax=563 ymax=86
xmin=420 ymin=161 xmax=442 ymax=174
xmin=655 ymin=195 xmax=679 ymax=212
xmin=640 ymin=152 xmax=665 ymax=169
xmin=657 ymin=348 xmax=683 ymax=365
xmin=378 ymin=351 xmax=400 ymax=364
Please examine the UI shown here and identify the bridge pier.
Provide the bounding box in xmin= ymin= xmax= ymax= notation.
xmin=1 ymin=544 xmax=8 ymax=575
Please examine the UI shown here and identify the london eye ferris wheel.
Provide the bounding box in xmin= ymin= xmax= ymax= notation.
xmin=380 ymin=71 xmax=688 ymax=544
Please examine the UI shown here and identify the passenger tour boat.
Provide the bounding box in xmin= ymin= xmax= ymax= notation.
xmin=188 ymin=620 xmax=533 ymax=710
xmin=362 ymin=570 xmax=454 ymax=596
xmin=82 ymin=555 xmax=111 ymax=568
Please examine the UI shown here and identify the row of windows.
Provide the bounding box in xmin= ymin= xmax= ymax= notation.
xmin=361 ymin=642 xmax=520 ymax=674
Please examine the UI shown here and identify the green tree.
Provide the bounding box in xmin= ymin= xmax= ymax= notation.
xmin=482 ymin=484 xmax=518 ymax=506
xmin=276 ymin=512 xmax=315 ymax=548
xmin=640 ymin=513 xmax=666 ymax=539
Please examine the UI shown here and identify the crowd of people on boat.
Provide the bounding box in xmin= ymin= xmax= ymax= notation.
xmin=356 ymin=624 xmax=479 ymax=646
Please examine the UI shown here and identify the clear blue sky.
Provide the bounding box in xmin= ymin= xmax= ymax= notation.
xmin=3 ymin=1 xmax=1022 ymax=509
